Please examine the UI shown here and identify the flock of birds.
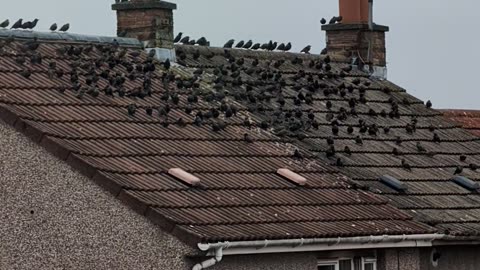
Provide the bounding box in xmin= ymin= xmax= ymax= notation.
xmin=0 ymin=19 xmax=70 ymax=32
xmin=0 ymin=17 xmax=475 ymax=176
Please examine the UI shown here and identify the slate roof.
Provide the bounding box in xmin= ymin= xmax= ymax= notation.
xmin=442 ymin=110 xmax=480 ymax=137
xmin=0 ymin=30 xmax=434 ymax=244
xmin=175 ymin=45 xmax=480 ymax=237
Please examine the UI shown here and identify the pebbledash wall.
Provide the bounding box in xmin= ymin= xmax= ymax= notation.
xmin=0 ymin=117 xmax=472 ymax=270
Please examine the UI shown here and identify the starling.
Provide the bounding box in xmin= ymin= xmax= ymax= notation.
xmin=433 ymin=133 xmax=441 ymax=143
xmin=59 ymin=23 xmax=70 ymax=32
xmin=460 ymin=155 xmax=467 ymax=162
xmin=176 ymin=117 xmax=187 ymax=127
xmin=426 ymin=100 xmax=432 ymax=108
xmin=224 ymin=39 xmax=235 ymax=48
xmin=355 ymin=136 xmax=363 ymax=145
xmin=127 ymin=104 xmax=136 ymax=116
xmin=392 ymin=147 xmax=399 ymax=156
xmin=336 ymin=158 xmax=344 ymax=167
xmin=197 ymin=37 xmax=208 ymax=46
xmin=173 ymin=32 xmax=183 ymax=43
xmin=251 ymin=43 xmax=261 ymax=50
xmin=235 ymin=40 xmax=245 ymax=48
xmin=49 ymin=23 xmax=58 ymax=31
xmin=293 ymin=149 xmax=304 ymax=160
xmin=146 ymin=107 xmax=153 ymax=116
xmin=454 ymin=166 xmax=463 ymax=175
xmin=179 ymin=36 xmax=190 ymax=44
xmin=401 ymin=159 xmax=412 ymax=171
xmin=194 ymin=115 xmax=203 ymax=126
xmin=244 ymin=133 xmax=254 ymax=143
xmin=301 ymin=45 xmax=311 ymax=54
xmin=20 ymin=69 xmax=31 ymax=79
xmin=277 ymin=43 xmax=285 ymax=51
xmin=320 ymin=18 xmax=327 ymax=25
xmin=469 ymin=164 xmax=478 ymax=171
xmin=22 ymin=19 xmax=39 ymax=30
xmin=332 ymin=125 xmax=339 ymax=135
xmin=327 ymin=137 xmax=335 ymax=145
xmin=344 ymin=146 xmax=352 ymax=156
xmin=416 ymin=142 xmax=427 ymax=153
xmin=11 ymin=19 xmax=22 ymax=29
xmin=243 ymin=40 xmax=253 ymax=49
xmin=395 ymin=136 xmax=402 ymax=145
xmin=163 ymin=59 xmax=171 ymax=70
xmin=347 ymin=126 xmax=354 ymax=134
xmin=0 ymin=19 xmax=9 ymax=28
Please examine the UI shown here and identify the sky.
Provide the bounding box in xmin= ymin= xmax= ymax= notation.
xmin=3 ymin=0 xmax=480 ymax=109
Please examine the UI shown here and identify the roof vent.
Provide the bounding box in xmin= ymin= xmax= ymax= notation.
xmin=277 ymin=169 xmax=307 ymax=186
xmin=168 ymin=168 xmax=200 ymax=186
xmin=452 ymin=176 xmax=479 ymax=191
xmin=380 ymin=175 xmax=408 ymax=192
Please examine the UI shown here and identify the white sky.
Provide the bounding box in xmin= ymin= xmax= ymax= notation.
xmin=3 ymin=0 xmax=480 ymax=109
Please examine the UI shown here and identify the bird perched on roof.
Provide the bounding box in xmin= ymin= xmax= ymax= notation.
xmin=293 ymin=149 xmax=304 ymax=160
xmin=320 ymin=18 xmax=327 ymax=25
xmin=301 ymin=45 xmax=311 ymax=54
xmin=454 ymin=166 xmax=463 ymax=175
xmin=243 ymin=40 xmax=253 ymax=49
xmin=21 ymin=19 xmax=39 ymax=30
xmin=284 ymin=42 xmax=292 ymax=52
xmin=179 ymin=36 xmax=190 ymax=44
xmin=173 ymin=32 xmax=183 ymax=43
xmin=426 ymin=100 xmax=432 ymax=108
xmin=49 ymin=23 xmax=57 ymax=31
xmin=416 ymin=142 xmax=427 ymax=153
xmin=244 ymin=133 xmax=254 ymax=143
xmin=196 ymin=37 xmax=208 ymax=46
xmin=401 ymin=159 xmax=412 ymax=171
xmin=59 ymin=23 xmax=70 ymax=32
xmin=235 ymin=40 xmax=245 ymax=48
xmin=251 ymin=43 xmax=261 ymax=50
xmin=11 ymin=19 xmax=22 ymax=29
xmin=0 ymin=19 xmax=9 ymax=28
xmin=224 ymin=39 xmax=235 ymax=48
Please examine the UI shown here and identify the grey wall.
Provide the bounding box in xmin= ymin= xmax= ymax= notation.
xmin=208 ymin=253 xmax=317 ymax=270
xmin=0 ymin=120 xmax=195 ymax=269
xmin=419 ymin=246 xmax=480 ymax=270
xmin=378 ymin=248 xmax=421 ymax=270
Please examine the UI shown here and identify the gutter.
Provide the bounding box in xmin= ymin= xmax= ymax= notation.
xmin=197 ymin=233 xmax=444 ymax=256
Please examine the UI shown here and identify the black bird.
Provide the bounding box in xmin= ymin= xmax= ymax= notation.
xmin=336 ymin=158 xmax=344 ymax=167
xmin=454 ymin=166 xmax=463 ymax=175
xmin=243 ymin=40 xmax=253 ymax=49
xmin=320 ymin=18 xmax=327 ymax=25
xmin=235 ymin=40 xmax=245 ymax=48
xmin=426 ymin=100 xmax=432 ymax=108
xmin=179 ymin=36 xmax=190 ymax=44
xmin=49 ymin=23 xmax=57 ymax=31
xmin=416 ymin=142 xmax=427 ymax=153
xmin=163 ymin=59 xmax=171 ymax=70
xmin=460 ymin=155 xmax=467 ymax=162
xmin=20 ymin=69 xmax=31 ymax=78
xmin=347 ymin=126 xmax=354 ymax=134
xmin=284 ymin=42 xmax=292 ymax=51
xmin=355 ymin=136 xmax=363 ymax=145
xmin=395 ymin=136 xmax=402 ymax=145
xmin=392 ymin=147 xmax=400 ymax=156
xmin=59 ymin=23 xmax=70 ymax=32
xmin=251 ymin=43 xmax=261 ymax=50
xmin=146 ymin=107 xmax=153 ymax=116
xmin=277 ymin=43 xmax=285 ymax=51
xmin=401 ymin=159 xmax=412 ymax=171
xmin=301 ymin=45 xmax=311 ymax=54
xmin=0 ymin=19 xmax=9 ymax=28
xmin=469 ymin=164 xmax=478 ymax=171
xmin=11 ymin=19 xmax=22 ymax=29
xmin=22 ymin=19 xmax=39 ymax=30
xmin=244 ymin=133 xmax=254 ymax=143
xmin=197 ymin=37 xmax=208 ymax=46
xmin=127 ymin=104 xmax=136 ymax=116
xmin=344 ymin=146 xmax=352 ymax=156
xmin=327 ymin=137 xmax=335 ymax=145
xmin=173 ymin=32 xmax=183 ymax=43
xmin=293 ymin=149 xmax=304 ymax=160
xmin=224 ymin=39 xmax=235 ymax=48
xmin=433 ymin=133 xmax=441 ymax=143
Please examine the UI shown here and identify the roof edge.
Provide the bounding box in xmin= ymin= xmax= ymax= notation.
xmin=112 ymin=1 xmax=177 ymax=11
xmin=322 ymin=23 xmax=389 ymax=32
xmin=198 ymin=234 xmax=444 ymax=256
xmin=0 ymin=29 xmax=142 ymax=47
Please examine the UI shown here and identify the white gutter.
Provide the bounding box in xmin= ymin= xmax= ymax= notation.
xmin=198 ymin=234 xmax=445 ymax=257
xmin=192 ymin=247 xmax=223 ymax=270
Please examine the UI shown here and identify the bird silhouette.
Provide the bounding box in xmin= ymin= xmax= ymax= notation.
xmin=49 ymin=23 xmax=57 ymax=31
xmin=179 ymin=36 xmax=190 ymax=44
xmin=469 ymin=164 xmax=478 ymax=171
xmin=355 ymin=136 xmax=363 ymax=145
xmin=344 ymin=146 xmax=352 ymax=156
xmin=401 ymin=159 xmax=412 ymax=171
xmin=243 ymin=40 xmax=253 ymax=49
xmin=336 ymin=158 xmax=344 ymax=167
xmin=251 ymin=43 xmax=261 ymax=50
xmin=11 ymin=19 xmax=22 ymax=29
xmin=426 ymin=100 xmax=432 ymax=108
xmin=460 ymin=155 xmax=467 ymax=162
xmin=22 ymin=19 xmax=39 ymax=30
xmin=454 ymin=166 xmax=463 ymax=175
xmin=416 ymin=142 xmax=427 ymax=153
xmin=301 ymin=45 xmax=311 ymax=54
xmin=173 ymin=32 xmax=183 ymax=43
xmin=224 ymin=39 xmax=235 ymax=48
xmin=293 ymin=149 xmax=304 ymax=160
xmin=284 ymin=42 xmax=292 ymax=51
xmin=277 ymin=43 xmax=285 ymax=51
xmin=59 ymin=23 xmax=70 ymax=32
xmin=197 ymin=37 xmax=208 ymax=46
xmin=320 ymin=18 xmax=327 ymax=25
xmin=433 ymin=133 xmax=441 ymax=143
xmin=235 ymin=40 xmax=245 ymax=48
xmin=127 ymin=104 xmax=136 ymax=116
xmin=0 ymin=19 xmax=9 ymax=28
xmin=244 ymin=133 xmax=254 ymax=143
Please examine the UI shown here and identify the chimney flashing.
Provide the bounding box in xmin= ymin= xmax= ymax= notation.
xmin=321 ymin=23 xmax=389 ymax=32
xmin=112 ymin=1 xmax=177 ymax=11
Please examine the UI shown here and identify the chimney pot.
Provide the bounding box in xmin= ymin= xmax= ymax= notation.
xmin=112 ymin=0 xmax=177 ymax=48
xmin=339 ymin=0 xmax=369 ymax=24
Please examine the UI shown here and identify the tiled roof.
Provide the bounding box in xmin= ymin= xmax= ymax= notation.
xmin=0 ymin=31 xmax=432 ymax=244
xmin=175 ymin=45 xmax=480 ymax=237
xmin=441 ymin=110 xmax=480 ymax=137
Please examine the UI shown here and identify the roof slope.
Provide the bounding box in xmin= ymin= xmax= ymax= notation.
xmin=0 ymin=31 xmax=432 ymax=244
xmin=442 ymin=110 xmax=480 ymax=137
xmin=175 ymin=45 xmax=480 ymax=237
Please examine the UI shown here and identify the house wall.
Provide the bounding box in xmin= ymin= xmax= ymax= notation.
xmin=418 ymin=246 xmax=480 ymax=270
xmin=378 ymin=248 xmax=421 ymax=270
xmin=0 ymin=120 xmax=195 ymax=270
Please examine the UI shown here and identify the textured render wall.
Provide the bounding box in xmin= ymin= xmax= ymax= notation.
xmin=419 ymin=246 xmax=480 ymax=270
xmin=207 ymin=253 xmax=317 ymax=270
xmin=378 ymin=248 xmax=421 ymax=270
xmin=0 ymin=120 xmax=195 ymax=269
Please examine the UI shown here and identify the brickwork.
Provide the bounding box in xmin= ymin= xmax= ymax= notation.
xmin=112 ymin=0 xmax=175 ymax=48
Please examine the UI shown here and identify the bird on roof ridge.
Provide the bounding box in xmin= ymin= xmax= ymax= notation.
xmin=0 ymin=19 xmax=9 ymax=28
xmin=59 ymin=23 xmax=70 ymax=32
xmin=11 ymin=19 xmax=22 ymax=29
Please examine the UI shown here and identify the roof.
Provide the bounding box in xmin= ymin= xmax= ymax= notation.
xmin=174 ymin=45 xmax=480 ymax=237
xmin=0 ymin=30 xmax=433 ymax=244
xmin=441 ymin=110 xmax=480 ymax=137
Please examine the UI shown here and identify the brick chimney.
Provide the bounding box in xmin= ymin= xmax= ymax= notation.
xmin=322 ymin=0 xmax=389 ymax=78
xmin=112 ymin=0 xmax=177 ymax=49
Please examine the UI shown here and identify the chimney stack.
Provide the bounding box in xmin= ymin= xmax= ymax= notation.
xmin=322 ymin=0 xmax=389 ymax=78
xmin=112 ymin=0 xmax=177 ymax=49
